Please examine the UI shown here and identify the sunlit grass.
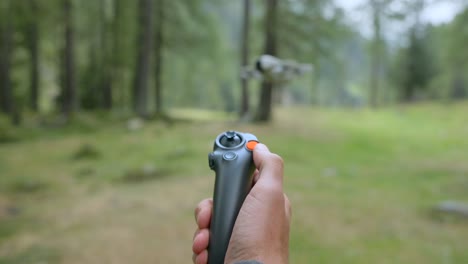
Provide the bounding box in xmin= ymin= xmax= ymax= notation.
xmin=0 ymin=102 xmax=467 ymax=263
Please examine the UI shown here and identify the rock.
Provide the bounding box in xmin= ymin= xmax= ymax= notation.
xmin=6 ymin=206 xmax=21 ymax=216
xmin=127 ymin=117 xmax=144 ymax=132
xmin=142 ymin=164 xmax=157 ymax=175
xmin=432 ymin=200 xmax=468 ymax=221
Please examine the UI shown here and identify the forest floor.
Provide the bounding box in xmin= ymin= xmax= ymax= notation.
xmin=1 ymin=103 xmax=468 ymax=264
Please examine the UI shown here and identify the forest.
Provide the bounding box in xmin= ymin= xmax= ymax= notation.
xmin=0 ymin=0 xmax=467 ymax=125
xmin=1 ymin=0 xmax=468 ymax=263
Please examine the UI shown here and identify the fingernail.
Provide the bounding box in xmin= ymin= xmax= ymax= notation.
xmin=255 ymin=143 xmax=269 ymax=152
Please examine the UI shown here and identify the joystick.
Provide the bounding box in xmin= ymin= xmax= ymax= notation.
xmin=207 ymin=131 xmax=259 ymax=264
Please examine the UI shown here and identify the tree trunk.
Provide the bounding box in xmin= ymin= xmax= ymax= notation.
xmin=112 ymin=0 xmax=125 ymax=108
xmin=240 ymin=0 xmax=251 ymax=118
xmin=27 ymin=0 xmax=40 ymax=112
xmin=133 ymin=0 xmax=153 ymax=117
xmin=0 ymin=0 xmax=14 ymax=115
xmin=0 ymin=0 xmax=16 ymax=125
xmin=369 ymin=1 xmax=381 ymax=108
xmin=311 ymin=61 xmax=320 ymax=105
xmin=154 ymin=0 xmax=164 ymax=115
xmin=62 ymin=0 xmax=76 ymax=117
xmin=255 ymin=0 xmax=278 ymax=122
xmin=100 ymin=0 xmax=112 ymax=110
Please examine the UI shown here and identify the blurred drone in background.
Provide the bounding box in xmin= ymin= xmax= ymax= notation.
xmin=241 ymin=55 xmax=313 ymax=84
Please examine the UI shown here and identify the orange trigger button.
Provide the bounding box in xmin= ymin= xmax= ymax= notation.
xmin=246 ymin=140 xmax=259 ymax=151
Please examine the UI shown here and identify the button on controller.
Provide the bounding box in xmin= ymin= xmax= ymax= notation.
xmin=208 ymin=153 xmax=216 ymax=170
xmin=222 ymin=152 xmax=237 ymax=160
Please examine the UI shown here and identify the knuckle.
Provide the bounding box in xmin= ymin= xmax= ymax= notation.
xmin=258 ymin=183 xmax=284 ymax=199
xmin=269 ymin=153 xmax=284 ymax=169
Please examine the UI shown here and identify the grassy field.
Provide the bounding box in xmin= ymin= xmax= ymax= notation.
xmin=1 ymin=103 xmax=468 ymax=263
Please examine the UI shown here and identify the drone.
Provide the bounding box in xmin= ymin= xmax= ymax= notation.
xmin=241 ymin=55 xmax=313 ymax=84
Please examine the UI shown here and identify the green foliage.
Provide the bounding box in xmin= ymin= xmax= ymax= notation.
xmin=279 ymin=0 xmax=349 ymax=61
xmin=392 ymin=26 xmax=435 ymax=101
xmin=0 ymin=115 xmax=18 ymax=143
xmin=2 ymin=0 xmax=468 ymax=120
xmin=7 ymin=178 xmax=49 ymax=194
xmin=72 ymin=143 xmax=101 ymax=160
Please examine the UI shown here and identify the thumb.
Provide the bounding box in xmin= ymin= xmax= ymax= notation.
xmin=253 ymin=144 xmax=284 ymax=191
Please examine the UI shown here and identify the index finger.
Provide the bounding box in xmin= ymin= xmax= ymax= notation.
xmin=194 ymin=198 xmax=213 ymax=229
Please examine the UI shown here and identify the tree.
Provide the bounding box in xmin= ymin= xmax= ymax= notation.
xmin=78 ymin=0 xmax=115 ymax=110
xmin=61 ymin=0 xmax=77 ymax=117
xmin=100 ymin=0 xmax=112 ymax=110
xmin=240 ymin=0 xmax=251 ymax=118
xmin=133 ymin=0 xmax=153 ymax=117
xmin=255 ymin=0 xmax=278 ymax=122
xmin=154 ymin=0 xmax=164 ymax=115
xmin=23 ymin=0 xmax=40 ymax=112
xmin=400 ymin=27 xmax=434 ymax=101
xmin=278 ymin=0 xmax=348 ymax=106
xmin=0 ymin=0 xmax=14 ymax=116
xmin=367 ymin=0 xmax=394 ymax=108
xmin=446 ymin=7 xmax=468 ymax=99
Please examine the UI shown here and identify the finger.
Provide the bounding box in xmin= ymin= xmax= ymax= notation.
xmin=194 ymin=198 xmax=212 ymax=221
xmin=193 ymin=228 xmax=200 ymax=241
xmin=253 ymin=144 xmax=284 ymax=190
xmin=192 ymin=228 xmax=210 ymax=254
xmin=194 ymin=198 xmax=213 ymax=229
xmin=194 ymin=250 xmax=208 ymax=264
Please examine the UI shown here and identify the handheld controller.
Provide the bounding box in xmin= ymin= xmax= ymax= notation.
xmin=207 ymin=131 xmax=259 ymax=264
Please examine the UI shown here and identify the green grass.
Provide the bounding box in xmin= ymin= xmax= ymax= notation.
xmin=0 ymin=102 xmax=467 ymax=263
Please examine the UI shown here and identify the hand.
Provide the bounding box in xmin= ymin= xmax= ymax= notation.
xmin=192 ymin=144 xmax=292 ymax=264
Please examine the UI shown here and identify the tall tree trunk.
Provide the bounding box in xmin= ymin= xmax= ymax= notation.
xmin=369 ymin=1 xmax=381 ymax=108
xmin=27 ymin=0 xmax=40 ymax=112
xmin=255 ymin=0 xmax=278 ymax=122
xmin=62 ymin=0 xmax=76 ymax=117
xmin=112 ymin=0 xmax=125 ymax=108
xmin=154 ymin=0 xmax=164 ymax=115
xmin=133 ymin=0 xmax=153 ymax=117
xmin=100 ymin=0 xmax=112 ymax=109
xmin=0 ymin=0 xmax=14 ymax=115
xmin=240 ymin=0 xmax=251 ymax=118
xmin=311 ymin=61 xmax=320 ymax=105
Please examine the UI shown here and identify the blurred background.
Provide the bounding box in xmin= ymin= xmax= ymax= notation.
xmin=1 ymin=0 xmax=468 ymax=263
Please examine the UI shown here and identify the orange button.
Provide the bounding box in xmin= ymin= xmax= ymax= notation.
xmin=246 ymin=140 xmax=259 ymax=151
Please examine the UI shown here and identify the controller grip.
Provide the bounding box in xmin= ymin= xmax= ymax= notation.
xmin=208 ymin=157 xmax=255 ymax=264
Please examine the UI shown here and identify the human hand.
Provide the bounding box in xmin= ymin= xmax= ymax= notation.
xmin=192 ymin=144 xmax=292 ymax=264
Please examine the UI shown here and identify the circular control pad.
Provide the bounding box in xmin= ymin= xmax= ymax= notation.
xmin=219 ymin=131 xmax=243 ymax=148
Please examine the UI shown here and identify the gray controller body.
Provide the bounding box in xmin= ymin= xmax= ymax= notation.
xmin=207 ymin=131 xmax=258 ymax=264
